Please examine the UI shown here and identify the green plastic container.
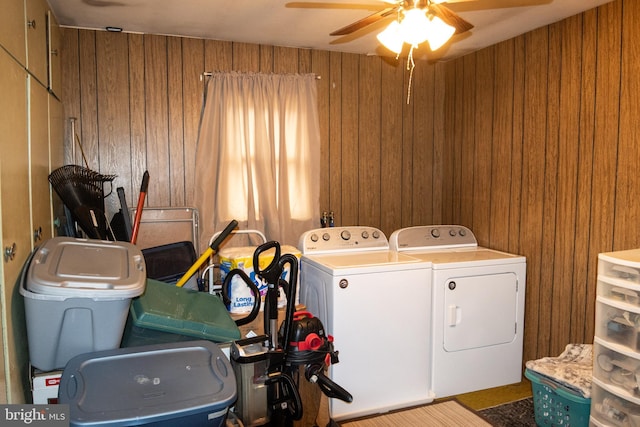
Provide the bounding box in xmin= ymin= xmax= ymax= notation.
xmin=525 ymin=368 xmax=591 ymax=427
xmin=121 ymin=279 xmax=240 ymax=347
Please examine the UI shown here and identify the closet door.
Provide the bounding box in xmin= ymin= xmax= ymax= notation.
xmin=0 ymin=46 xmax=30 ymax=404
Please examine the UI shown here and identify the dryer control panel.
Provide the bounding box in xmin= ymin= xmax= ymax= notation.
xmin=298 ymin=226 xmax=388 ymax=254
xmin=389 ymin=225 xmax=478 ymax=251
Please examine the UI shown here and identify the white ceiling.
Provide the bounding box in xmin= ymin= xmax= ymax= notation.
xmin=48 ymin=0 xmax=613 ymax=62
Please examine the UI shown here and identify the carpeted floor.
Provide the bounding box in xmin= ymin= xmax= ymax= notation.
xmin=479 ymin=397 xmax=536 ymax=426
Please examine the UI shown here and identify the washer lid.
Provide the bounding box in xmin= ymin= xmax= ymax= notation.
xmin=398 ymin=248 xmax=525 ymax=269
xmin=302 ymin=250 xmax=431 ymax=274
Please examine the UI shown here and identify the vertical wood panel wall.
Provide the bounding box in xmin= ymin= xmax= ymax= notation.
xmin=60 ymin=0 xmax=637 ymax=366
xmin=60 ymin=30 xmax=441 ymax=236
xmin=442 ymin=0 xmax=640 ymax=362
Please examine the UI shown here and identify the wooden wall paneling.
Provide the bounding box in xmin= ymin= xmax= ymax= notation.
xmin=448 ymin=60 xmax=465 ymax=225
xmin=167 ymin=36 xmax=186 ymax=205
xmin=182 ymin=38 xmax=205 ymax=206
xmin=127 ymin=34 xmax=147 ymax=209
xmin=273 ymin=46 xmax=299 ymax=73
xmin=232 ymin=42 xmax=260 ymax=72
xmin=339 ymin=53 xmax=359 ymax=226
xmin=589 ymin=0 xmax=621 ymax=303
xmin=410 ymin=61 xmax=434 ymax=226
xmin=78 ymin=31 xmax=99 ymax=169
xmin=521 ymin=27 xmax=550 ymax=359
xmin=575 ymin=8 xmax=597 ymax=342
xmin=143 ymin=35 xmax=170 ymax=207
xmin=537 ymin=24 xmax=567 ymax=355
xmin=614 ymin=0 xmax=640 ymax=250
xmin=298 ymin=48 xmax=312 ymax=74
xmin=540 ymin=22 xmax=560 ymax=357
xmin=554 ymin=15 xmax=583 ymax=348
xmin=379 ymin=57 xmax=405 ymax=236
xmin=489 ymin=40 xmax=515 ymax=252
xmin=400 ymin=60 xmax=415 ymax=228
xmin=204 ymin=39 xmax=233 ymax=72
xmin=60 ymin=29 xmax=80 ymax=165
xmin=432 ymin=63 xmax=446 ymax=225
xmin=311 ymin=50 xmax=331 ymax=216
xmin=509 ymin=35 xmax=525 ymax=258
xmin=328 ymin=51 xmax=342 ymax=224
xmin=95 ymin=32 xmax=132 ymax=216
xmin=440 ymin=61 xmax=457 ymax=222
xmin=260 ymin=45 xmax=274 ymax=72
xmin=459 ymin=54 xmax=476 ymax=228
xmin=472 ymin=46 xmax=494 ymax=245
xmin=357 ymin=55 xmax=381 ymax=228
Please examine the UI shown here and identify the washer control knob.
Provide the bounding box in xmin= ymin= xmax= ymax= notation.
xmin=310 ymin=233 xmax=319 ymax=242
xmin=340 ymin=230 xmax=351 ymax=241
xmin=459 ymin=228 xmax=466 ymax=236
xmin=449 ymin=229 xmax=457 ymax=237
xmin=448 ymin=281 xmax=457 ymax=290
xmin=372 ymin=230 xmax=380 ymax=239
xmin=322 ymin=233 xmax=330 ymax=241
xmin=361 ymin=231 xmax=369 ymax=239
xmin=431 ymin=228 xmax=440 ymax=238
xmin=339 ymin=279 xmax=349 ymax=289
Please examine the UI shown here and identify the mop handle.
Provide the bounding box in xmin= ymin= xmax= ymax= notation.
xmin=175 ymin=219 xmax=238 ymax=287
xmin=130 ymin=171 xmax=149 ymax=244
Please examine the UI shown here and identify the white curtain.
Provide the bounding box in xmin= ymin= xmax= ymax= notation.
xmin=194 ymin=71 xmax=321 ymax=251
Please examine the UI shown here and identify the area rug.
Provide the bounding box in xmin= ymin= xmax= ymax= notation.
xmin=479 ymin=397 xmax=536 ymax=426
xmin=339 ymin=400 xmax=493 ymax=426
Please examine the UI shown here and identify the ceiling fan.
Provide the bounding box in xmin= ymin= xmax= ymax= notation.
xmin=330 ymin=0 xmax=475 ymax=39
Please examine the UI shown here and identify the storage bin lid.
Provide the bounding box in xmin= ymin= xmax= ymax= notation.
xmin=130 ymin=279 xmax=241 ymax=342
xmin=59 ymin=341 xmax=236 ymax=426
xmin=26 ymin=237 xmax=146 ymax=299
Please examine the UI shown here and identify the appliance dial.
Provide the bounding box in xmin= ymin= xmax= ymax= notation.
xmin=431 ymin=228 xmax=440 ymax=238
xmin=372 ymin=230 xmax=380 ymax=239
xmin=459 ymin=228 xmax=466 ymax=236
xmin=449 ymin=229 xmax=457 ymax=237
xmin=341 ymin=230 xmax=351 ymax=240
xmin=310 ymin=234 xmax=319 ymax=243
xmin=322 ymin=233 xmax=330 ymax=241
xmin=361 ymin=231 xmax=369 ymax=239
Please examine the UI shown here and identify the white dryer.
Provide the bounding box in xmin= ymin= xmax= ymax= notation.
xmin=389 ymin=225 xmax=526 ymax=398
xmin=298 ymin=226 xmax=433 ymax=421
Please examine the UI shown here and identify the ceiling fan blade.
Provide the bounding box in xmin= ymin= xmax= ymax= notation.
xmin=430 ymin=3 xmax=474 ymax=34
xmin=330 ymin=7 xmax=399 ymax=36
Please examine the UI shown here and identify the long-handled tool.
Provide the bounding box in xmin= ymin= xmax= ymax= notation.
xmin=130 ymin=171 xmax=149 ymax=244
xmin=176 ymin=219 xmax=238 ymax=288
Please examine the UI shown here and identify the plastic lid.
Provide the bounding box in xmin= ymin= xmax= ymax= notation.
xmin=26 ymin=237 xmax=146 ymax=298
xmin=130 ymin=279 xmax=241 ymax=342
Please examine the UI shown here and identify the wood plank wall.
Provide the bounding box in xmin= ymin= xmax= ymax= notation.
xmin=442 ymin=0 xmax=640 ymax=362
xmin=60 ymin=31 xmax=443 ymax=236
xmin=60 ymin=0 xmax=639 ymax=365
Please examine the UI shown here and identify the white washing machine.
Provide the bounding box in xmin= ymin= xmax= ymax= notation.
xmin=389 ymin=225 xmax=526 ymax=398
xmin=298 ymin=226 xmax=433 ymax=421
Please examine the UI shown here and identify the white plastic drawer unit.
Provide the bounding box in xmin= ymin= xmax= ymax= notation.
xmin=595 ymin=297 xmax=640 ymax=353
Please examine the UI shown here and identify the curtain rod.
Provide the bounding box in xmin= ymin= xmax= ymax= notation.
xmin=201 ymin=72 xmax=321 ymax=81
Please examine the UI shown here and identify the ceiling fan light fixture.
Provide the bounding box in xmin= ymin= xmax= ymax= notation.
xmin=377 ymin=20 xmax=404 ymax=54
xmin=400 ymin=8 xmax=430 ymax=46
xmin=426 ymin=15 xmax=455 ymax=51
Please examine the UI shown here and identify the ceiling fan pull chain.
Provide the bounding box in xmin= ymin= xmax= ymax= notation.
xmin=406 ymin=45 xmax=416 ymax=104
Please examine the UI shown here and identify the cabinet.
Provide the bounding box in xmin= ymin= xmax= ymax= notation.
xmin=0 ymin=0 xmax=63 ymax=403
xmin=591 ymin=250 xmax=640 ymax=426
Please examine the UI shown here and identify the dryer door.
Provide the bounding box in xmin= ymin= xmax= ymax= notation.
xmin=442 ymin=272 xmax=518 ymax=351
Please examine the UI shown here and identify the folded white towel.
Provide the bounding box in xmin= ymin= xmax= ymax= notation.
xmin=525 ymin=343 xmax=593 ymax=398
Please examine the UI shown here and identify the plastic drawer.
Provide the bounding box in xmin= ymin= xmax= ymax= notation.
xmin=599 ymin=251 xmax=640 ymax=284
xmin=591 ymin=378 xmax=640 ymax=427
xmin=594 ymin=338 xmax=640 ymax=396
xmin=595 ymin=298 xmax=640 ymax=352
